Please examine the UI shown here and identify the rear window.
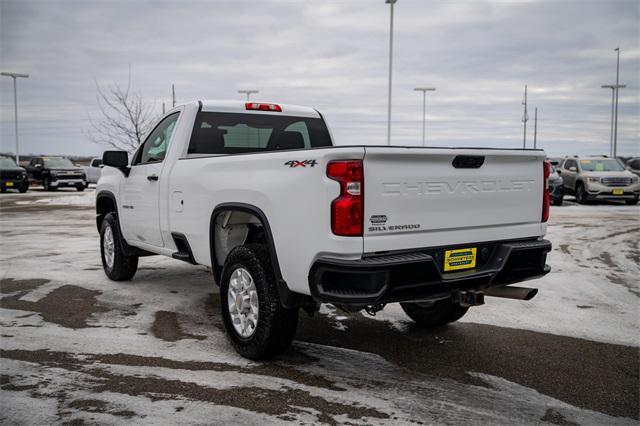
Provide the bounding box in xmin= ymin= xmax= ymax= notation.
xmin=187 ymin=112 xmax=332 ymax=155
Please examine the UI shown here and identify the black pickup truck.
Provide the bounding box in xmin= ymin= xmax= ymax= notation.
xmin=0 ymin=156 xmax=29 ymax=193
xmin=26 ymin=156 xmax=86 ymax=191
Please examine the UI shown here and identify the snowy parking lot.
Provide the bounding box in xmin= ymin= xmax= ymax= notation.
xmin=0 ymin=189 xmax=638 ymax=425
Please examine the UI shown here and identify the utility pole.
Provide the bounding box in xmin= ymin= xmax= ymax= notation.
xmin=533 ymin=107 xmax=538 ymax=149
xmin=1 ymin=71 xmax=29 ymax=163
xmin=385 ymin=0 xmax=397 ymax=145
xmin=413 ymin=87 xmax=435 ymax=146
xmin=238 ymin=90 xmax=259 ymax=101
xmin=522 ymin=85 xmax=528 ymax=149
xmin=613 ymin=48 xmax=622 ymax=158
xmin=172 ymin=84 xmax=176 ymax=107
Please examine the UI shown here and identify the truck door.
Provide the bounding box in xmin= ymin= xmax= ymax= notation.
xmin=120 ymin=112 xmax=180 ymax=247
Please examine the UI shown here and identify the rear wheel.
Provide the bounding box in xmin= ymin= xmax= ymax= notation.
xmin=100 ymin=212 xmax=138 ymax=281
xmin=401 ymin=299 xmax=469 ymax=327
xmin=220 ymin=244 xmax=298 ymax=360
xmin=575 ymin=182 xmax=587 ymax=204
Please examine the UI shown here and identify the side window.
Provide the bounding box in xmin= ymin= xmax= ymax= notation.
xmin=564 ymin=160 xmax=574 ymax=170
xmin=135 ymin=113 xmax=180 ymax=165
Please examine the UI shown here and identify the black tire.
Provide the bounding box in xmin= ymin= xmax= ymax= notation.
xmin=626 ymin=198 xmax=638 ymax=206
xmin=401 ymin=298 xmax=469 ymax=327
xmin=100 ymin=212 xmax=138 ymax=281
xmin=220 ymin=244 xmax=298 ymax=360
xmin=76 ymin=185 xmax=85 ymax=192
xmin=43 ymin=177 xmax=56 ymax=191
xmin=554 ymin=196 xmax=563 ymax=206
xmin=575 ymin=182 xmax=587 ymax=204
xmin=19 ymin=182 xmax=28 ymax=193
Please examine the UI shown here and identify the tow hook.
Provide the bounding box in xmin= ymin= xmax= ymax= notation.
xmin=364 ymin=304 xmax=385 ymax=316
xmin=453 ymin=290 xmax=485 ymax=307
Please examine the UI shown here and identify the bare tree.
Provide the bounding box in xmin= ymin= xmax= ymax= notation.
xmin=87 ymin=72 xmax=155 ymax=152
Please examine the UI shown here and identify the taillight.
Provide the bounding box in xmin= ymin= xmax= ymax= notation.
xmin=245 ymin=102 xmax=282 ymax=112
xmin=542 ymin=160 xmax=550 ymax=222
xmin=327 ymin=160 xmax=364 ymax=236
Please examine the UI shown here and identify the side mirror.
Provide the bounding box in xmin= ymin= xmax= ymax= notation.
xmin=569 ymin=166 xmax=577 ymax=172
xmin=102 ymin=151 xmax=130 ymax=176
xmin=556 ymin=169 xmax=562 ymax=175
xmin=99 ymin=164 xmax=104 ymax=168
xmin=35 ymin=163 xmax=42 ymax=168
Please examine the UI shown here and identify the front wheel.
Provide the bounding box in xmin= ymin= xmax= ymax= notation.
xmin=100 ymin=212 xmax=138 ymax=281
xmin=19 ymin=182 xmax=29 ymax=193
xmin=575 ymin=182 xmax=587 ymax=204
xmin=626 ymin=198 xmax=638 ymax=206
xmin=554 ymin=196 xmax=563 ymax=206
xmin=401 ymin=299 xmax=469 ymax=327
xmin=220 ymin=244 xmax=298 ymax=360
xmin=76 ymin=185 xmax=85 ymax=192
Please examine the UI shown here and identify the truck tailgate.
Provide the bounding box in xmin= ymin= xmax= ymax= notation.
xmin=363 ymin=147 xmax=546 ymax=253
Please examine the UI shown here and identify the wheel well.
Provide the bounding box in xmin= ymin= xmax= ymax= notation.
xmin=211 ymin=210 xmax=265 ymax=277
xmin=96 ymin=193 xmax=117 ymax=231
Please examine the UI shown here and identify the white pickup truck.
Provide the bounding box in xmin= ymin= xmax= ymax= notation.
xmin=97 ymin=100 xmax=551 ymax=359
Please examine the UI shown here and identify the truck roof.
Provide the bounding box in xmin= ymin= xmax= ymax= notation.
xmin=198 ymin=100 xmax=321 ymax=118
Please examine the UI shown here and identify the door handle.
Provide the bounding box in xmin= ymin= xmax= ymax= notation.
xmin=147 ymin=174 xmax=159 ymax=181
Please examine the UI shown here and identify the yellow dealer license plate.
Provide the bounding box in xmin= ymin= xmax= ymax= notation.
xmin=612 ymin=188 xmax=624 ymax=195
xmin=5 ymin=182 xmax=13 ymax=187
xmin=444 ymin=247 xmax=477 ymax=272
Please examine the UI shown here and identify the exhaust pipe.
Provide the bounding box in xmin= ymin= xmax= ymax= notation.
xmin=484 ymin=286 xmax=538 ymax=301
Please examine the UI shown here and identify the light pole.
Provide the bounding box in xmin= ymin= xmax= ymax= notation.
xmin=533 ymin=107 xmax=538 ymax=149
xmin=238 ymin=90 xmax=259 ymax=101
xmin=613 ymin=48 xmax=623 ymax=158
xmin=602 ymin=84 xmax=625 ymax=157
xmin=1 ymin=72 xmax=29 ymax=164
xmin=385 ymin=0 xmax=397 ymax=145
xmin=522 ymin=85 xmax=528 ymax=149
xmin=413 ymin=87 xmax=435 ymax=146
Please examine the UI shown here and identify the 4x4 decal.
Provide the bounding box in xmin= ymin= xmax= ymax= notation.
xmin=284 ymin=160 xmax=317 ymax=168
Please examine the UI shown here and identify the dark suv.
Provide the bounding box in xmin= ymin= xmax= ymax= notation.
xmin=26 ymin=157 xmax=86 ymax=191
xmin=0 ymin=156 xmax=29 ymax=193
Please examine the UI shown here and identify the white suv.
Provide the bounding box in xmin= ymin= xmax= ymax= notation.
xmin=560 ymin=156 xmax=639 ymax=205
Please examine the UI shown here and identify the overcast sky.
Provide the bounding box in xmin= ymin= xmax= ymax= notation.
xmin=1 ymin=0 xmax=638 ymax=157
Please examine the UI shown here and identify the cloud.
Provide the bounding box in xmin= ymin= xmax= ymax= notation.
xmin=1 ymin=0 xmax=638 ymax=157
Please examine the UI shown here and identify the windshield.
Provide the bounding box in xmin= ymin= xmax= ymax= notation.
xmin=579 ymin=159 xmax=625 ymax=172
xmin=0 ymin=158 xmax=17 ymax=168
xmin=43 ymin=158 xmax=75 ymax=168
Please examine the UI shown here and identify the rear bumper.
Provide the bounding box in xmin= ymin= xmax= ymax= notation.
xmin=309 ymin=238 xmax=551 ymax=306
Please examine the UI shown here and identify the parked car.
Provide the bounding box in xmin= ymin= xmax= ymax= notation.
xmin=559 ymin=156 xmax=639 ymax=205
xmin=97 ymin=100 xmax=552 ymax=360
xmin=26 ymin=156 xmax=87 ymax=191
xmin=547 ymin=157 xmax=564 ymax=167
xmin=83 ymin=157 xmax=103 ymax=184
xmin=0 ymin=156 xmax=29 ymax=193
xmin=626 ymin=158 xmax=640 ymax=178
xmin=549 ymin=165 xmax=564 ymax=205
